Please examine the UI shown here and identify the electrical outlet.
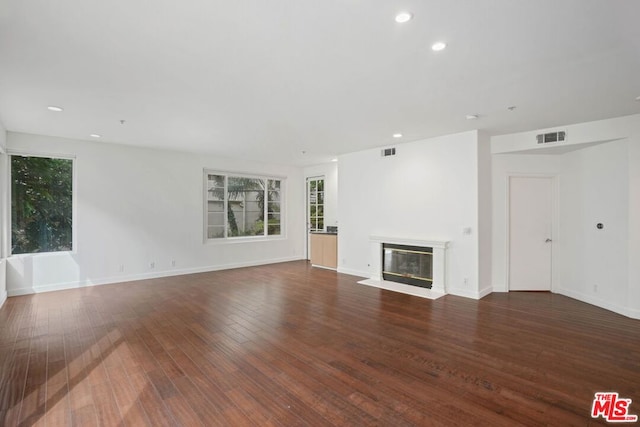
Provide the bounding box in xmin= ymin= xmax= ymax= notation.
xmin=593 ymin=284 xmax=598 ymax=292
xmin=149 ymin=261 xmax=155 ymax=269
xmin=463 ymin=277 xmax=469 ymax=285
xmin=119 ymin=264 xmax=124 ymax=273
xmin=171 ymin=260 xmax=176 ymax=267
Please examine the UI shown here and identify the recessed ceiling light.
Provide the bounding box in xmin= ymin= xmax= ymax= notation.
xmin=466 ymin=114 xmax=479 ymax=120
xmin=90 ymin=134 xmax=101 ymax=138
xmin=431 ymin=42 xmax=447 ymax=52
xmin=393 ymin=133 xmax=403 ymax=138
xmin=395 ymin=12 xmax=413 ymax=23
xmin=47 ymin=106 xmax=63 ymax=112
xmin=635 ymin=96 xmax=640 ymax=101
xmin=331 ymin=158 xmax=338 ymax=162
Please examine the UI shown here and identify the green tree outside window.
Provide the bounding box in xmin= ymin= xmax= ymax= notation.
xmin=11 ymin=156 xmax=73 ymax=254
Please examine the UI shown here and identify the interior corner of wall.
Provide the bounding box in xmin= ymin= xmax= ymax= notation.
xmin=0 ymin=259 xmax=6 ymax=308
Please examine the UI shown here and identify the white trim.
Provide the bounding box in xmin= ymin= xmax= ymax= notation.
xmin=556 ymin=288 xmax=640 ymax=320
xmin=6 ymin=153 xmax=77 ymax=256
xmin=336 ymin=266 xmax=368 ymax=278
xmin=305 ymin=175 xmax=326 ymax=259
xmin=359 ymin=278 xmax=445 ymax=300
xmin=505 ymin=173 xmax=558 ymax=292
xmin=204 ymin=236 xmax=287 ymax=245
xmin=203 ymin=170 xmax=286 ymax=243
xmin=203 ymin=168 xmax=286 ymax=181
xmin=1 ymin=152 xmax=7 ymax=259
xmin=6 ymin=149 xmax=76 ymax=160
xmin=311 ymin=264 xmax=336 ymax=271
xmin=370 ymin=235 xmax=449 ymax=249
xmin=448 ymin=285 xmax=493 ymax=300
xmin=6 ymin=256 xmax=303 ymax=297
xmin=0 ymin=256 xmax=6 ymax=307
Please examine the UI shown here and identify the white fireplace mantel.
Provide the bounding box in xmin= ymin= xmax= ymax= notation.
xmin=358 ymin=235 xmax=449 ymax=300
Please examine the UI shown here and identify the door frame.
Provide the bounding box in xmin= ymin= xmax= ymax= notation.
xmin=305 ymin=175 xmax=325 ymax=260
xmin=505 ymin=173 xmax=559 ymax=292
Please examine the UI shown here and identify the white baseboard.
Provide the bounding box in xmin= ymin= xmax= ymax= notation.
xmin=0 ymin=290 xmax=7 ymax=309
xmin=447 ymin=285 xmax=493 ymax=300
xmin=477 ymin=286 xmax=494 ymax=299
xmin=556 ymin=287 xmax=639 ymax=320
xmin=0 ymin=258 xmax=5 ymax=308
xmin=7 ymin=256 xmax=303 ymax=297
xmin=336 ymin=267 xmax=369 ymax=278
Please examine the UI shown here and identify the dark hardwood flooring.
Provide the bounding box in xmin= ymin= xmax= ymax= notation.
xmin=1 ymin=260 xmax=638 ymax=426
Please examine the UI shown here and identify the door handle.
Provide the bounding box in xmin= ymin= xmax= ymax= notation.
xmin=545 ymin=238 xmax=552 ymax=243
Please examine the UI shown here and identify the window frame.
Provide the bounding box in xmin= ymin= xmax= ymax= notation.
xmin=203 ymin=169 xmax=285 ymax=243
xmin=7 ymin=151 xmax=77 ymax=257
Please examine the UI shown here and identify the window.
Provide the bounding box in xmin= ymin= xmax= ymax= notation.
xmin=205 ymin=171 xmax=282 ymax=240
xmin=11 ymin=155 xmax=74 ymax=254
xmin=308 ymin=178 xmax=324 ymax=231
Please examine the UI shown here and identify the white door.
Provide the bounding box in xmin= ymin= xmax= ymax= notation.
xmin=509 ymin=176 xmax=553 ymax=291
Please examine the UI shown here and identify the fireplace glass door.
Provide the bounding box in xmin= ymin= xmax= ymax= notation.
xmin=382 ymin=243 xmax=433 ymax=288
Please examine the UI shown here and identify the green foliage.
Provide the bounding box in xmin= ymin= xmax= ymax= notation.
xmin=11 ymin=156 xmax=73 ymax=254
xmin=207 ymin=174 xmax=281 ymax=238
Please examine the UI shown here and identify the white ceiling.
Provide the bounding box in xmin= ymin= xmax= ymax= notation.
xmin=1 ymin=0 xmax=639 ymax=166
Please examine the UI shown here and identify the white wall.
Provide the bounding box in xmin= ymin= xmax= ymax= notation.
xmin=0 ymin=120 xmax=6 ymax=307
xmin=559 ymin=140 xmax=629 ymax=313
xmin=337 ymin=131 xmax=484 ymax=298
xmin=5 ymin=132 xmax=306 ymax=296
xmin=491 ymin=114 xmax=640 ymax=319
xmin=477 ymin=132 xmax=492 ymax=295
xmin=628 ymin=139 xmax=640 ymax=315
xmin=303 ymin=162 xmax=338 ymax=228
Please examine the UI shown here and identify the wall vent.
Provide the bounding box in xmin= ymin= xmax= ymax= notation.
xmin=536 ymin=131 xmax=566 ymax=144
xmin=381 ymin=147 xmax=396 ymax=157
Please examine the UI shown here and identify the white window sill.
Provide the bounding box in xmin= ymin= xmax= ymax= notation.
xmin=204 ymin=235 xmax=287 ymax=245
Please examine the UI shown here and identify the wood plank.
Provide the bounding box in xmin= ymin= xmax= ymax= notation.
xmin=0 ymin=261 xmax=637 ymax=425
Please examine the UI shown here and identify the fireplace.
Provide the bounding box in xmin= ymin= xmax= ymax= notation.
xmin=359 ymin=235 xmax=449 ymax=300
xmin=382 ymin=243 xmax=433 ymax=289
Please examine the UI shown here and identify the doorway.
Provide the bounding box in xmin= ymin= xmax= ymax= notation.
xmin=508 ymin=176 xmax=554 ymax=291
xmin=306 ymin=177 xmax=324 ymax=259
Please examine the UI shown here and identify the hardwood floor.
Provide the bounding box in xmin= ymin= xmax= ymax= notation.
xmin=0 ymin=261 xmax=638 ymax=426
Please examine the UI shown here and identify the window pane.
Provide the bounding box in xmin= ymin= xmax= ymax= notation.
xmin=268 ymin=223 xmax=280 ymax=236
xmin=11 ymin=156 xmax=73 ymax=254
xmin=228 ymin=177 xmax=264 ymax=237
xmin=317 ymin=180 xmax=324 ymax=191
xmin=267 ymin=180 xmax=281 ymax=235
xmin=207 ymin=174 xmax=225 ymax=201
xmin=208 ymin=226 xmax=225 ymax=239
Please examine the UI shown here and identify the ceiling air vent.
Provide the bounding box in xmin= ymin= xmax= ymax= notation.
xmin=536 ymin=131 xmax=566 ymax=144
xmin=381 ymin=147 xmax=396 ymax=157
